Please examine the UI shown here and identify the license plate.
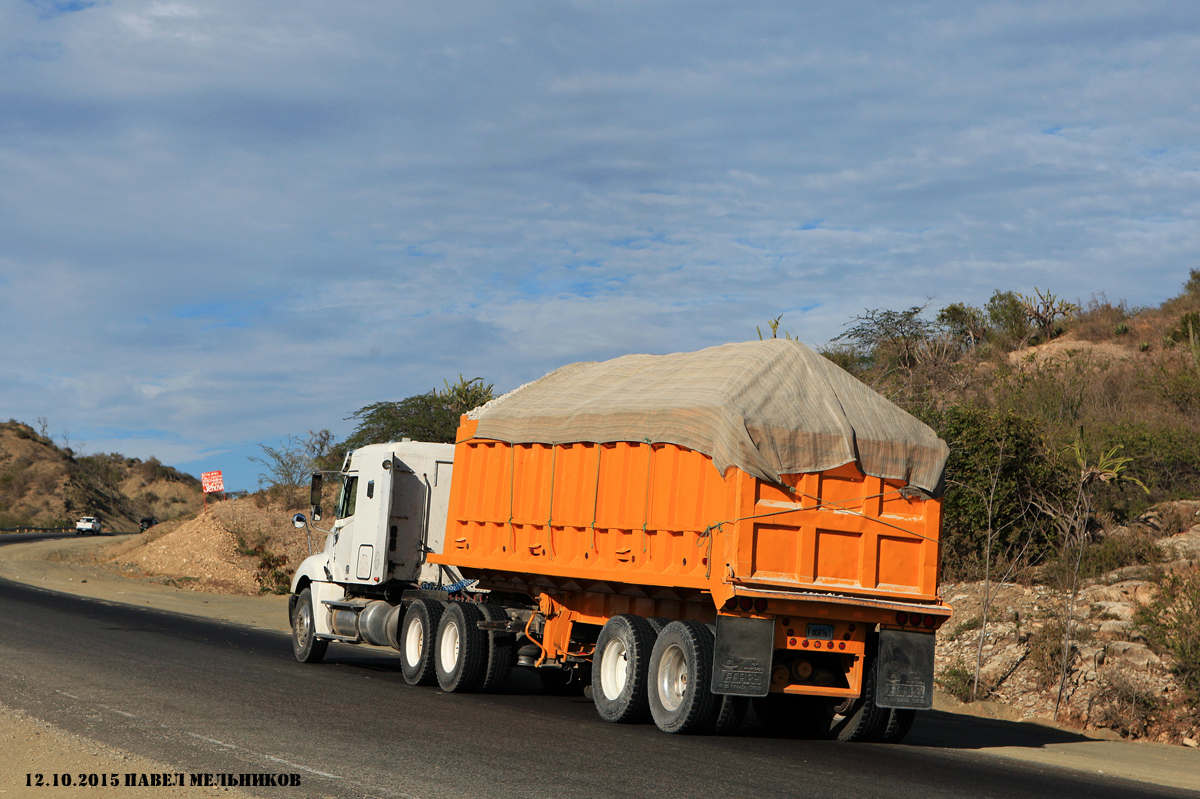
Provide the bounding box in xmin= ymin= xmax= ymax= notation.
xmin=806 ymin=623 xmax=835 ymax=640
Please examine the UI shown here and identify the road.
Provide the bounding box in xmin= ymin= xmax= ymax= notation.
xmin=0 ymin=533 xmax=1197 ymax=799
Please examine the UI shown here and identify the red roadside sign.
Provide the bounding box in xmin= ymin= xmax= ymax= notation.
xmin=201 ymin=471 xmax=225 ymax=494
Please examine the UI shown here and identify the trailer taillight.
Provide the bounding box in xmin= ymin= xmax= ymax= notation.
xmin=739 ymin=597 xmax=754 ymax=612
xmin=724 ymin=597 xmax=738 ymax=611
xmin=895 ymin=611 xmax=909 ymax=626
xmin=923 ymin=614 xmax=937 ymax=629
xmin=753 ymin=599 xmax=768 ymax=613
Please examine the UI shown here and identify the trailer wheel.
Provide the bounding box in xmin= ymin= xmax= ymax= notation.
xmin=477 ymin=603 xmax=514 ymax=692
xmin=592 ymin=615 xmax=655 ymax=723
xmin=400 ymin=599 xmax=443 ymax=686
xmin=879 ymin=708 xmax=917 ymax=743
xmin=647 ymin=620 xmax=716 ymax=734
xmin=291 ymin=588 xmax=328 ymax=664
xmin=646 ymin=617 xmax=670 ymax=635
xmin=706 ymin=694 xmax=749 ymax=735
xmin=435 ymin=602 xmax=487 ymax=693
xmin=819 ymin=657 xmax=888 ymax=741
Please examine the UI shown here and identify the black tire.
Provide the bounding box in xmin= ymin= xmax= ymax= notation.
xmin=820 ymin=658 xmax=888 ymax=741
xmin=400 ymin=599 xmax=443 ymax=686
xmin=592 ymin=615 xmax=656 ymax=723
xmin=646 ymin=616 xmax=670 ymax=635
xmin=477 ymin=603 xmax=514 ymax=693
xmin=435 ymin=602 xmax=487 ymax=693
xmin=291 ymin=587 xmax=328 ymax=664
xmin=647 ymin=620 xmax=717 ymax=734
xmin=706 ymin=694 xmax=749 ymax=735
xmin=879 ymin=708 xmax=917 ymax=743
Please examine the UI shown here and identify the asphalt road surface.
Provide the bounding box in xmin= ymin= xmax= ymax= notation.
xmin=0 ymin=533 xmax=1196 ymax=799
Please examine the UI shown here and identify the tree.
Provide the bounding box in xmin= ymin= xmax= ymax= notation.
xmin=1019 ymin=288 xmax=1078 ymax=344
xmin=248 ymin=429 xmax=335 ymax=507
xmin=342 ymin=376 xmax=496 ymax=450
xmin=1032 ymin=440 xmax=1148 ymax=720
xmin=835 ymin=304 xmax=935 ymax=372
xmin=985 ymin=290 xmax=1031 ymax=349
xmin=937 ymin=303 xmax=989 ymax=351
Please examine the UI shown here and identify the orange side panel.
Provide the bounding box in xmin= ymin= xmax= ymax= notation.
xmin=431 ymin=425 xmax=943 ymax=604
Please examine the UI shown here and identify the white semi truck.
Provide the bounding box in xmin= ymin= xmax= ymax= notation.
xmin=287 ymin=342 xmax=951 ymax=739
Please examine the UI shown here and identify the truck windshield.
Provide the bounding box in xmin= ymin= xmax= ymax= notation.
xmin=336 ymin=476 xmax=358 ymax=519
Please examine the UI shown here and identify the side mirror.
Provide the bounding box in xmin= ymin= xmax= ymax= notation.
xmin=310 ymin=473 xmax=323 ymax=520
xmin=292 ymin=513 xmax=307 ymax=529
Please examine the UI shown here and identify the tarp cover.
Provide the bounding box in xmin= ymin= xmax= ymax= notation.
xmin=469 ymin=340 xmax=949 ymax=494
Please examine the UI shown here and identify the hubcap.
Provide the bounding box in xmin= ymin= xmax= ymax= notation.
xmin=599 ymin=638 xmax=629 ymax=701
xmin=296 ymin=604 xmax=312 ymax=644
xmin=439 ymin=620 xmax=461 ymax=673
xmin=405 ymin=616 xmax=424 ymax=664
xmin=657 ymin=643 xmax=688 ymax=712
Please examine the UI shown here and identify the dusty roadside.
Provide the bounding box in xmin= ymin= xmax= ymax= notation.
xmin=2 ymin=535 xmax=1199 ymax=794
xmin=0 ymin=701 xmax=255 ymax=799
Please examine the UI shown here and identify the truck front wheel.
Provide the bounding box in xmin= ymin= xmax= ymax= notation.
xmin=435 ymin=602 xmax=487 ymax=693
xmin=592 ymin=614 xmax=655 ymax=723
xmin=647 ymin=620 xmax=716 ymax=734
xmin=400 ymin=599 xmax=443 ymax=686
xmin=291 ymin=588 xmax=328 ymax=664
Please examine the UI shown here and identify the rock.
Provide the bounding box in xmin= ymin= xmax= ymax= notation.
xmin=1157 ymin=530 xmax=1200 ymax=561
xmin=1096 ymin=620 xmax=1141 ymax=642
xmin=1105 ymin=641 xmax=1161 ymax=669
xmin=1092 ymin=600 xmax=1136 ymax=621
xmin=1183 ymin=737 xmax=1198 ymax=748
xmin=1110 ymin=579 xmax=1157 ymax=606
xmin=1078 ymin=645 xmax=1106 ymax=667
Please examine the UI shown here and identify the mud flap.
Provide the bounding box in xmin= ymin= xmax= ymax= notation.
xmin=876 ymin=629 xmax=935 ymax=709
xmin=710 ymin=615 xmax=774 ymax=697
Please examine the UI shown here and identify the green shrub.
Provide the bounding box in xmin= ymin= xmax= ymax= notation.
xmin=1025 ymin=618 xmax=1092 ymax=690
xmin=936 ymin=661 xmax=978 ymax=702
xmin=926 ymin=405 xmax=1065 ymax=580
xmin=1136 ymin=572 xmax=1200 ymax=704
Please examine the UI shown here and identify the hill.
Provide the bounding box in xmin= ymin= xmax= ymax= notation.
xmin=0 ymin=420 xmax=202 ymax=530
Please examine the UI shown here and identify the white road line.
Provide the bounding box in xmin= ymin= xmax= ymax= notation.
xmin=184 ymin=732 xmax=343 ymax=780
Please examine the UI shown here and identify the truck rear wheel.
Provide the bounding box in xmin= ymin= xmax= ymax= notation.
xmin=400 ymin=599 xmax=443 ymax=686
xmin=592 ymin=614 xmax=655 ymax=723
xmin=879 ymin=708 xmax=916 ymax=743
xmin=647 ymin=620 xmax=716 ymax=734
xmin=435 ymin=602 xmax=487 ymax=693
xmin=291 ymin=588 xmax=328 ymax=664
xmin=477 ymin=603 xmax=514 ymax=692
xmin=820 ymin=658 xmax=888 ymax=741
xmin=706 ymin=694 xmax=749 ymax=735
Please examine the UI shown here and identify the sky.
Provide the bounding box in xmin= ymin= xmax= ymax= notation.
xmin=2 ymin=1 xmax=1198 ymax=491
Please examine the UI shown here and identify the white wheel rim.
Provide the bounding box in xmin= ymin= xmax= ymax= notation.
xmin=439 ymin=620 xmax=460 ymax=673
xmin=404 ymin=616 xmax=424 ymax=664
xmin=599 ymin=638 xmax=629 ymax=701
xmin=296 ymin=603 xmax=311 ymax=643
xmin=657 ymin=643 xmax=688 ymax=712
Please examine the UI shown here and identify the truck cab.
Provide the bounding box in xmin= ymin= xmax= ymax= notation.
xmin=288 ymin=441 xmax=457 ymax=647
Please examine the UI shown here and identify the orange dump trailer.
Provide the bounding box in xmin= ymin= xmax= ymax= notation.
xmin=289 ymin=341 xmax=950 ymax=739
xmin=424 ymin=339 xmax=951 ymax=738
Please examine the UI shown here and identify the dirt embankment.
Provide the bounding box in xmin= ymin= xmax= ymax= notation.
xmin=935 ymin=508 xmax=1200 ymax=747
xmin=88 ymin=496 xmax=324 ymax=596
